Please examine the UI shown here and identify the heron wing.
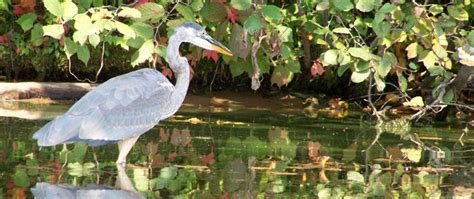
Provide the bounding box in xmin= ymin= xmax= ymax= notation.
xmin=33 ymin=68 xmax=174 ymax=146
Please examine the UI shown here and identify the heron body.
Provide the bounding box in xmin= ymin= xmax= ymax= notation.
xmin=33 ymin=22 xmax=233 ymax=164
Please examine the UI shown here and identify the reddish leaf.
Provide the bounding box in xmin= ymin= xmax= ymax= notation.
xmin=220 ymin=192 xmax=231 ymax=199
xmin=180 ymin=128 xmax=191 ymax=146
xmin=227 ymin=6 xmax=239 ymax=23
xmin=15 ymin=48 xmax=21 ymax=54
xmin=211 ymin=0 xmax=226 ymax=3
xmin=159 ymin=128 xmax=169 ymax=142
xmin=160 ymin=66 xmax=173 ymax=79
xmin=168 ymin=152 xmax=177 ymax=161
xmin=0 ymin=35 xmax=6 ymax=43
xmin=170 ymin=128 xmax=181 ymax=146
xmin=20 ymin=0 xmax=36 ymax=12
xmin=205 ymin=50 xmax=219 ymax=63
xmin=310 ymin=59 xmax=324 ymax=77
xmin=133 ymin=0 xmax=149 ymax=8
xmin=201 ymin=152 xmax=215 ymax=165
xmin=13 ymin=5 xmax=26 ymax=16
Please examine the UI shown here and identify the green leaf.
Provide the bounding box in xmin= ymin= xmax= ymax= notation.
xmin=351 ymin=69 xmax=370 ymax=83
xmin=286 ymin=58 xmax=301 ymax=73
xmin=348 ymin=47 xmax=373 ymax=61
xmin=160 ymin=167 xmax=178 ymax=179
xmin=14 ymin=167 xmax=30 ymax=188
xmin=447 ymin=5 xmax=468 ymax=21
xmin=191 ymin=0 xmax=203 ymax=12
xmin=229 ymin=59 xmax=247 ymax=77
xmin=176 ymin=4 xmax=194 ymax=20
xmin=131 ymin=40 xmax=154 ymax=66
xmin=373 ymin=21 xmax=391 ymax=38
xmin=43 ymin=24 xmax=64 ymax=39
xmin=230 ymin=0 xmax=251 ymax=10
xmin=64 ymin=37 xmax=77 ymax=58
xmin=118 ymin=7 xmax=141 ymax=18
xmin=200 ymin=3 xmax=227 ymax=23
xmin=378 ymin=52 xmax=396 ymax=77
xmin=16 ymin=13 xmax=37 ymax=31
xmin=244 ymin=13 xmax=263 ymax=34
xmin=337 ymin=64 xmax=350 ymax=76
xmin=88 ymin=34 xmax=100 ymax=47
xmin=276 ymin=25 xmax=293 ymax=43
xmin=31 ymin=24 xmax=44 ymax=46
xmin=333 ymin=0 xmax=353 ymax=11
xmin=261 ymin=5 xmax=282 ymax=21
xmin=356 ymin=0 xmax=375 ymax=12
xmin=379 ymin=3 xmax=396 ymax=13
xmin=137 ymin=3 xmax=165 ymax=22
xmin=333 ymin=27 xmax=351 ymax=34
xmin=43 ymin=0 xmax=63 ymax=17
xmin=0 ymin=0 xmax=8 ymax=11
xmin=115 ymin=21 xmax=136 ymax=39
xmin=401 ymin=148 xmax=422 ymax=162
xmin=78 ymin=0 xmax=92 ymax=9
xmin=428 ymin=5 xmax=443 ymax=15
xmin=77 ymin=45 xmax=90 ymax=65
xmin=131 ymin=22 xmax=154 ymax=39
xmin=398 ymin=74 xmax=407 ymax=92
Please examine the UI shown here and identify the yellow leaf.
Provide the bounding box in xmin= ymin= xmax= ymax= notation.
xmin=403 ymin=96 xmax=425 ymax=107
xmin=405 ymin=43 xmax=418 ymax=59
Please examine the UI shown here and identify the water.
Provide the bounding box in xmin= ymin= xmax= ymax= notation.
xmin=0 ymin=101 xmax=472 ymax=198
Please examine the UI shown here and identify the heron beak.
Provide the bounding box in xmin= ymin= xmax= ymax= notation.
xmin=204 ymin=35 xmax=234 ymax=56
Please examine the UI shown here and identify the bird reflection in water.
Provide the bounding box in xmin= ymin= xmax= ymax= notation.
xmin=31 ymin=165 xmax=143 ymax=199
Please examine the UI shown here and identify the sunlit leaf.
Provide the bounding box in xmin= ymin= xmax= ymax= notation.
xmin=348 ymin=47 xmax=373 ymax=61
xmin=118 ymin=7 xmax=141 ymax=18
xmin=271 ymin=65 xmax=294 ymax=88
xmin=447 ymin=5 xmax=468 ymax=21
xmin=351 ymin=69 xmax=370 ymax=83
xmin=43 ymin=0 xmax=62 ymax=17
xmin=115 ymin=21 xmax=136 ymax=39
xmin=42 ymin=24 xmax=64 ymax=39
xmin=333 ymin=27 xmax=351 ymax=34
xmin=405 ymin=42 xmax=419 ymax=59
xmin=401 ymin=148 xmax=422 ymax=162
xmin=403 ymin=96 xmax=424 ymax=107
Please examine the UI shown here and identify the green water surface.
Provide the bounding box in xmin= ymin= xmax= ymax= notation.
xmin=0 ymin=102 xmax=472 ymax=198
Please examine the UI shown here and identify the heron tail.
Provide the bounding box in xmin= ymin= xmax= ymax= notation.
xmin=33 ymin=115 xmax=81 ymax=146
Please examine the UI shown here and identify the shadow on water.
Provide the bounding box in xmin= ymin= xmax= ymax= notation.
xmin=0 ymin=102 xmax=473 ymax=198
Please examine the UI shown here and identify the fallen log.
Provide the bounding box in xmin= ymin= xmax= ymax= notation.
xmin=0 ymin=82 xmax=94 ymax=100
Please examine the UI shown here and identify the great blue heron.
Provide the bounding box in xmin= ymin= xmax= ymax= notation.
xmin=33 ymin=22 xmax=233 ymax=164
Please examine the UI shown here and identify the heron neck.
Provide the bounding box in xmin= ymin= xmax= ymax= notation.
xmin=167 ymin=35 xmax=190 ymax=109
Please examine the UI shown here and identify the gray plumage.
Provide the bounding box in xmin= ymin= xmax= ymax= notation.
xmin=32 ymin=21 xmax=232 ymax=164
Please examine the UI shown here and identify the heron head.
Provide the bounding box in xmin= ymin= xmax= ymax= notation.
xmin=174 ymin=22 xmax=233 ymax=56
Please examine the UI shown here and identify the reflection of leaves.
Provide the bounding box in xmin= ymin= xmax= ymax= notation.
xmin=201 ymin=152 xmax=215 ymax=165
xmin=159 ymin=128 xmax=169 ymax=142
xmin=387 ymin=145 xmax=403 ymax=160
xmin=68 ymin=143 xmax=88 ymax=163
xmin=401 ymin=148 xmax=422 ymax=163
xmin=14 ymin=167 xmax=30 ymax=188
xmin=342 ymin=143 xmax=357 ymax=162
xmin=223 ymin=159 xmax=246 ymax=192
xmin=243 ymin=135 xmax=269 ymax=159
xmin=308 ymin=141 xmax=321 ymax=161
xmin=67 ymin=162 xmax=95 ymax=177
xmin=170 ymin=128 xmax=192 ymax=146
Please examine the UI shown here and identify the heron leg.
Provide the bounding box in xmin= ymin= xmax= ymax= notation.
xmin=116 ymin=135 xmax=140 ymax=165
